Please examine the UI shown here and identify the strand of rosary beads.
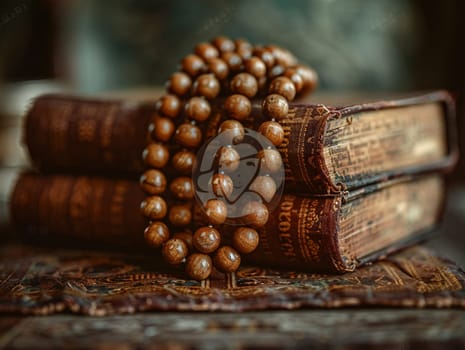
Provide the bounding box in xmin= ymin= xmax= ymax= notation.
xmin=139 ymin=36 xmax=318 ymax=280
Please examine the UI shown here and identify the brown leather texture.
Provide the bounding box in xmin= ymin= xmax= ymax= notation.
xmin=0 ymin=244 xmax=464 ymax=315
xmin=24 ymin=94 xmax=154 ymax=174
xmin=23 ymin=92 xmax=457 ymax=193
xmin=10 ymin=172 xmax=442 ymax=273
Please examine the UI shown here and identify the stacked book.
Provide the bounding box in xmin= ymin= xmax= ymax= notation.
xmin=10 ymin=89 xmax=458 ymax=276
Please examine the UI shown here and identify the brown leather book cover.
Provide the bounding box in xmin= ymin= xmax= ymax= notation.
xmin=24 ymin=91 xmax=458 ymax=193
xmin=9 ymin=172 xmax=445 ymax=273
xmin=0 ymin=243 xmax=464 ymax=314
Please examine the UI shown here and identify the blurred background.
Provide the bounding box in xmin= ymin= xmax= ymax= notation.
xmin=0 ymin=0 xmax=463 ymax=258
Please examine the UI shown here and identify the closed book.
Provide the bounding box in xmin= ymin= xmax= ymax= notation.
xmin=10 ymin=172 xmax=445 ymax=273
xmin=24 ymin=91 xmax=457 ymax=194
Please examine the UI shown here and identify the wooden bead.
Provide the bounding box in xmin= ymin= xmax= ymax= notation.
xmin=169 ymin=204 xmax=192 ymax=227
xmin=156 ymin=94 xmax=181 ymax=118
xmin=173 ymin=230 xmax=193 ymax=251
xmin=172 ymin=150 xmax=195 ymax=174
xmin=186 ymin=253 xmax=212 ymax=280
xmin=235 ymin=39 xmax=252 ymax=58
xmin=230 ymin=73 xmax=258 ymax=98
xmin=193 ymin=226 xmax=221 ymax=253
xmin=144 ymin=221 xmax=170 ymax=248
xmin=221 ymin=52 xmax=243 ymax=72
xmin=140 ymin=195 xmax=167 ymax=220
xmin=139 ymin=169 xmax=166 ymax=195
xmin=168 ymin=72 xmax=192 ymax=96
xmin=218 ymin=120 xmax=245 ymax=143
xmin=253 ymin=47 xmax=275 ymax=69
xmin=212 ymin=36 xmax=235 ymax=52
xmin=175 ymin=123 xmax=202 ymax=148
xmin=170 ymin=176 xmax=194 ymax=200
xmin=283 ymin=68 xmax=304 ymax=93
xmin=143 ymin=143 xmax=170 ymax=168
xmin=194 ymin=42 xmax=219 ymax=60
xmin=296 ymin=65 xmax=318 ymax=94
xmin=266 ymin=45 xmax=297 ymax=67
xmin=249 ymin=175 xmax=277 ymax=203
xmin=217 ymin=146 xmax=240 ymax=173
xmin=206 ymin=57 xmax=229 ymax=80
xmin=224 ymin=94 xmax=251 ymax=121
xmin=211 ymin=173 xmax=234 ymax=198
xmin=258 ymin=121 xmax=284 ymax=146
xmin=245 ymin=56 xmax=266 ymax=78
xmin=192 ymin=74 xmax=220 ymax=100
xmin=149 ymin=116 xmax=175 ymax=142
xmin=204 ymin=199 xmax=228 ymax=225
xmin=213 ymin=246 xmax=241 ymax=273
xmin=262 ymin=94 xmax=289 ymax=120
xmin=268 ymin=64 xmax=285 ymax=80
xmin=240 ymin=201 xmax=269 ymax=228
xmin=232 ymin=227 xmax=259 ymax=254
xmin=185 ymin=97 xmax=211 ymax=122
xmin=182 ymin=54 xmax=205 ymax=77
xmin=257 ymin=148 xmax=283 ymax=173
xmin=162 ymin=238 xmax=188 ymax=265
xmin=269 ymin=77 xmax=296 ymax=101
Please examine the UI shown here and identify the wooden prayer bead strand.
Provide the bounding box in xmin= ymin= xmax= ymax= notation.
xmin=156 ymin=94 xmax=181 ymax=118
xmin=172 ymin=149 xmax=196 ymax=174
xmin=149 ymin=116 xmax=175 ymax=143
xmin=213 ymin=246 xmax=241 ymax=273
xmin=234 ymin=39 xmax=252 ymax=58
xmin=143 ymin=143 xmax=170 ymax=169
xmin=182 ymin=54 xmax=206 ymax=77
xmin=212 ymin=36 xmax=235 ymax=53
xmin=173 ymin=230 xmax=194 ymax=252
xmin=144 ymin=221 xmax=170 ymax=248
xmin=258 ymin=121 xmax=285 ymax=147
xmin=194 ymin=42 xmax=219 ymax=60
xmin=167 ymin=72 xmax=192 ymax=96
xmin=232 ymin=227 xmax=259 ymax=254
xmin=174 ymin=123 xmax=203 ymax=148
xmin=169 ymin=176 xmax=195 ymax=200
xmin=210 ymin=173 xmax=234 ymax=198
xmin=140 ymin=169 xmax=167 ymax=195
xmin=186 ymin=253 xmax=212 ymax=280
xmin=218 ymin=120 xmax=245 ymax=144
xmin=249 ymin=175 xmax=277 ymax=203
xmin=192 ymin=74 xmax=220 ymax=100
xmin=269 ymin=76 xmax=296 ymax=101
xmin=169 ymin=203 xmax=192 ymax=227
xmin=193 ymin=226 xmax=221 ymax=254
xmin=204 ymin=199 xmax=228 ymax=225
xmin=140 ymin=195 xmax=167 ymax=220
xmin=162 ymin=238 xmax=189 ymax=265
xmin=224 ymin=94 xmax=252 ymax=121
xmin=230 ymin=73 xmax=258 ymax=98
xmin=141 ymin=37 xmax=319 ymax=281
xmin=184 ymin=97 xmax=211 ymax=122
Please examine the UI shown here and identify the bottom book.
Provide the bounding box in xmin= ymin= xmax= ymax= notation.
xmin=9 ymin=172 xmax=445 ymax=273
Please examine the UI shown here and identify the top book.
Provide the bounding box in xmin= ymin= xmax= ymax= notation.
xmin=24 ymin=91 xmax=457 ymax=194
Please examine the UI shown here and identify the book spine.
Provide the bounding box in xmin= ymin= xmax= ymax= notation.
xmin=10 ymin=172 xmax=148 ymax=248
xmin=25 ymin=95 xmax=155 ymax=175
xmin=10 ymin=173 xmax=346 ymax=272
xmin=24 ymin=94 xmax=336 ymax=192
